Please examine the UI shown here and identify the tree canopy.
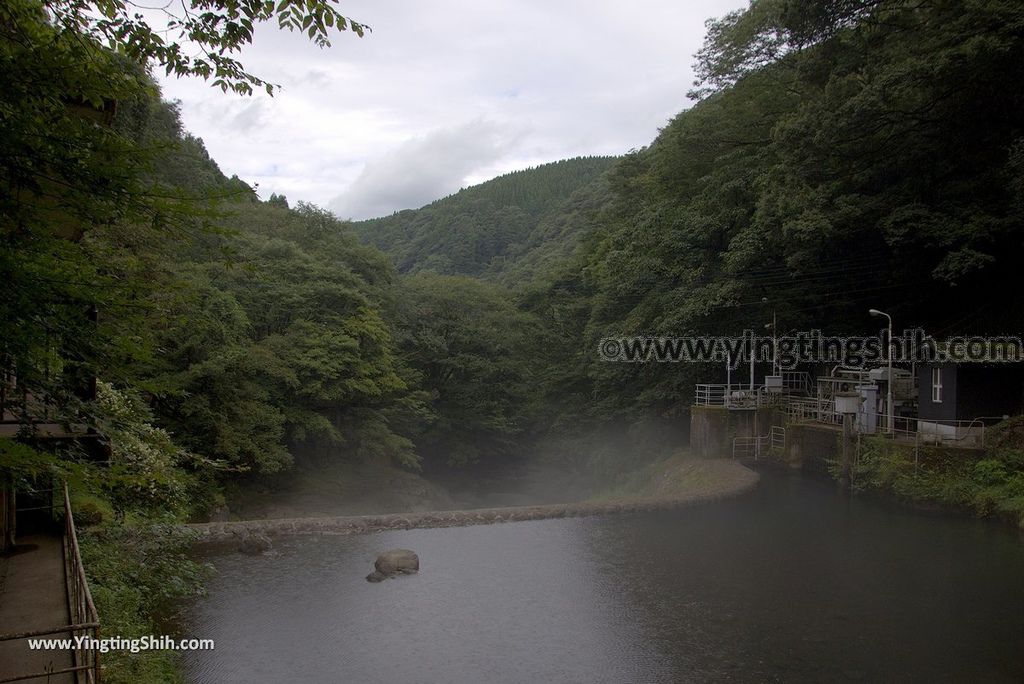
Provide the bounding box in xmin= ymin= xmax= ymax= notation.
xmin=42 ymin=0 xmax=367 ymax=95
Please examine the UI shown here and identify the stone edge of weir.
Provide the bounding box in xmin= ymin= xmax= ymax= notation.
xmin=186 ymin=461 xmax=760 ymax=545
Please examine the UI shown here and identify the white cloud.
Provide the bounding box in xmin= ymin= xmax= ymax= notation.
xmin=328 ymin=119 xmax=521 ymax=220
xmin=156 ymin=0 xmax=746 ymax=218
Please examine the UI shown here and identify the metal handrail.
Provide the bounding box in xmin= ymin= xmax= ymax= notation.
xmin=779 ymin=371 xmax=812 ymax=394
xmin=63 ymin=481 xmax=100 ymax=684
xmin=732 ymin=434 xmax=770 ymax=459
xmin=695 ymin=383 xmax=785 ymax=409
xmin=0 ymin=483 xmax=101 ymax=683
xmin=783 ymin=399 xmax=992 ymax=447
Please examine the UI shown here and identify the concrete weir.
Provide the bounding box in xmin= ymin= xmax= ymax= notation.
xmin=188 ymin=460 xmax=760 ymax=545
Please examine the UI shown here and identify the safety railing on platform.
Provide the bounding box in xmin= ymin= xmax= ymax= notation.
xmin=786 ymin=397 xmax=837 ymax=424
xmin=0 ymin=482 xmax=101 ymax=684
xmin=695 ymin=383 xmax=733 ymax=406
xmin=783 ymin=399 xmax=992 ymax=447
xmin=695 ymin=384 xmax=788 ymax=409
xmin=780 ymin=371 xmax=812 ymax=395
xmin=732 ymin=426 xmax=786 ymax=460
xmin=732 ymin=435 xmax=768 ymax=459
xmin=63 ymin=481 xmax=100 ymax=684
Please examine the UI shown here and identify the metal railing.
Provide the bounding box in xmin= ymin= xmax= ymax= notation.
xmin=783 ymin=398 xmax=991 ymax=447
xmin=732 ymin=427 xmax=785 ymax=460
xmin=695 ymin=384 xmax=786 ymax=409
xmin=697 ymin=376 xmax=811 ymax=410
xmin=63 ymin=482 xmax=100 ymax=684
xmin=786 ymin=397 xmax=837 ymax=424
xmin=732 ymin=435 xmax=768 ymax=459
xmin=780 ymin=371 xmax=812 ymax=395
xmin=695 ymin=383 xmax=736 ymax=407
xmin=0 ymin=483 xmax=100 ymax=684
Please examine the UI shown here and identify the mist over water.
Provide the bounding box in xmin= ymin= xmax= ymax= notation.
xmin=184 ymin=470 xmax=1024 ymax=683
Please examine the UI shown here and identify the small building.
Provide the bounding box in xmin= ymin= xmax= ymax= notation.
xmin=916 ymin=362 xmax=1024 ymax=440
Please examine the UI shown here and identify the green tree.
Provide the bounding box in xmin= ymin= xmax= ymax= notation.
xmin=43 ymin=0 xmax=368 ymax=95
xmin=391 ymin=273 xmax=545 ymax=466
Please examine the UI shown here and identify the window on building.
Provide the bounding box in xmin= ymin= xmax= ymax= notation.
xmin=931 ymin=367 xmax=943 ymax=403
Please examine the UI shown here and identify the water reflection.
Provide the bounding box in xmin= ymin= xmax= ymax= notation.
xmin=184 ymin=471 xmax=1024 ymax=683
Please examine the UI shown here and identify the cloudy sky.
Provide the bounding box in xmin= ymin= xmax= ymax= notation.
xmin=157 ymin=0 xmax=745 ymax=221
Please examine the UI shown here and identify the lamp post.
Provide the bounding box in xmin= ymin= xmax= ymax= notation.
xmin=763 ymin=305 xmax=778 ymax=376
xmin=869 ymin=308 xmax=893 ymax=435
xmin=754 ymin=297 xmax=768 ymax=390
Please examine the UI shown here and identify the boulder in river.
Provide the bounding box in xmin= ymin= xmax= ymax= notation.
xmin=366 ymin=549 xmax=419 ymax=582
xmin=236 ymin=531 xmax=272 ymax=555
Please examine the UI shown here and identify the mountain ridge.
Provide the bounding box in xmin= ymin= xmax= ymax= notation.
xmin=352 ymin=155 xmax=616 ymax=285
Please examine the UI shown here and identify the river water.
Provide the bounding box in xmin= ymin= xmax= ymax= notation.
xmin=183 ymin=470 xmax=1024 ymax=683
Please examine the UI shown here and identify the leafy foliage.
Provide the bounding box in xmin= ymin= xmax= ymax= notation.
xmin=43 ymin=0 xmax=367 ymax=95
xmin=390 ymin=273 xmax=548 ymax=466
xmin=80 ymin=525 xmax=209 ymax=684
xmin=520 ymin=0 xmax=1024 ymax=422
xmin=852 ymin=434 xmax=1024 ymax=527
xmin=90 ymin=381 xmax=201 ymax=517
xmin=354 ymin=157 xmax=615 ymax=284
xmin=140 ymin=201 xmax=414 ymax=474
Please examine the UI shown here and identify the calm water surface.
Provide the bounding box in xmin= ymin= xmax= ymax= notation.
xmin=183 ymin=471 xmax=1024 ymax=683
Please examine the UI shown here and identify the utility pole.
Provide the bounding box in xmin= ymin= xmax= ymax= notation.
xmin=869 ymin=308 xmax=894 ymax=434
xmin=726 ymin=353 xmax=731 ymax=408
xmin=773 ymin=308 xmax=778 ymax=376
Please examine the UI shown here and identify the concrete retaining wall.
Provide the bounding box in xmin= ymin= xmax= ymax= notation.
xmin=690 ymin=406 xmax=776 ymax=458
xmin=782 ymin=423 xmax=841 ymax=474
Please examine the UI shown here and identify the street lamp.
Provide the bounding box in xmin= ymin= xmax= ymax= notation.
xmin=869 ymin=308 xmax=893 ymax=435
xmin=752 ymin=297 xmax=769 ymax=390
xmin=763 ymin=305 xmax=777 ymax=376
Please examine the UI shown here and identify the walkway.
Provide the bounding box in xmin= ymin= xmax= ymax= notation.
xmin=0 ymin=533 xmax=73 ymax=683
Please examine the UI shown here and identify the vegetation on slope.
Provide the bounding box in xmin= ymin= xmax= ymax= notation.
xmin=524 ymin=0 xmax=1024 ymax=424
xmin=354 ymin=157 xmax=615 ymax=284
xmin=3 ymin=0 xmax=1024 ymax=677
xmin=851 ymin=418 xmax=1024 ymax=527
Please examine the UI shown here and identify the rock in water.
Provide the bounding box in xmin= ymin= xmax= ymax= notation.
xmin=237 ymin=531 xmax=272 ymax=555
xmin=376 ymin=548 xmax=419 ymax=574
xmin=366 ymin=549 xmax=419 ymax=582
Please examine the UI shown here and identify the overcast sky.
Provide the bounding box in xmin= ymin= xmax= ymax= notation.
xmin=156 ymin=0 xmax=745 ymax=221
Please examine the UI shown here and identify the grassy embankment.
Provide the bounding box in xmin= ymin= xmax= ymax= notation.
xmin=74 ymin=494 xmax=208 ymax=684
xmin=849 ymin=417 xmax=1024 ymax=528
xmin=588 ymin=451 xmax=757 ymax=503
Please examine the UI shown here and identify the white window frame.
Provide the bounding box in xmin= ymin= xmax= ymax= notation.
xmin=931 ymin=367 xmax=943 ymax=403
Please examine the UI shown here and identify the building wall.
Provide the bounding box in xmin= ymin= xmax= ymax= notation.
xmin=956 ymin=366 xmax=1024 ymax=420
xmin=919 ymin=363 xmax=1024 ymax=422
xmin=917 ymin=363 xmax=958 ymax=422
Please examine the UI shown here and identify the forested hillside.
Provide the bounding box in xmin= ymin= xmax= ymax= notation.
xmin=5 ymin=2 xmax=1024 ymax=676
xmin=6 ymin=0 xmax=1023 ymax=510
xmin=519 ymin=0 xmax=1024 ymax=422
xmin=1 ymin=0 xmax=550 ymax=506
xmin=345 ymin=0 xmax=1024 ymax=431
xmin=354 ymin=157 xmax=614 ymax=284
